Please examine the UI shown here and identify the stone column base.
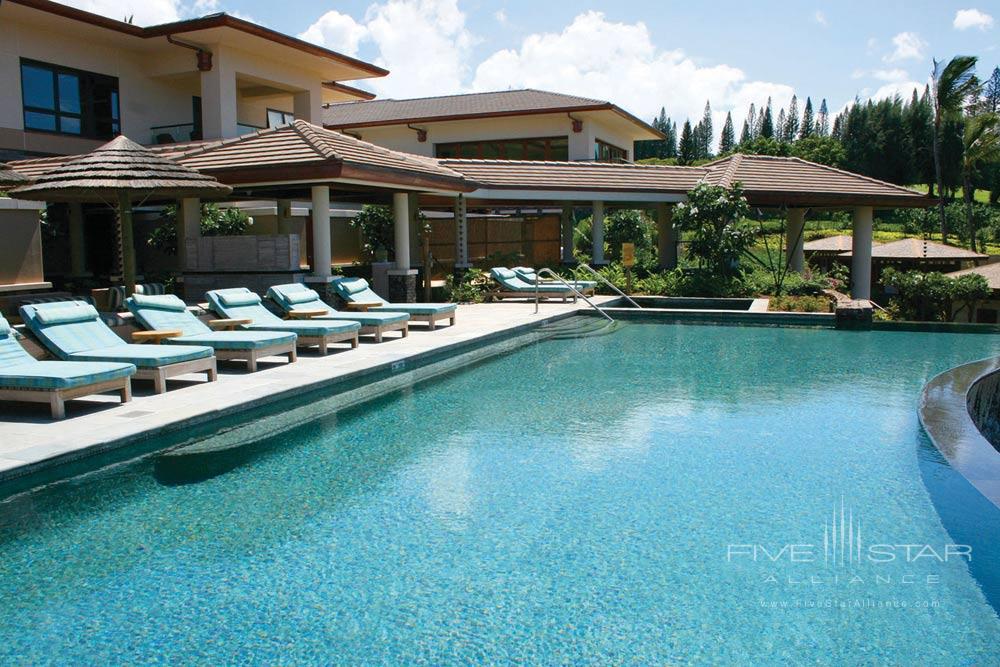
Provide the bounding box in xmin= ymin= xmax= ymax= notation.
xmin=835 ymin=300 xmax=874 ymax=330
xmin=388 ymin=269 xmax=418 ymax=303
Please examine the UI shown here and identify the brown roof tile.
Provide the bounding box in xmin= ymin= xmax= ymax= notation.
xmin=947 ymin=261 xmax=1000 ymax=290
xmin=803 ymin=235 xmax=883 ymax=252
xmin=840 ymin=238 xmax=988 ymax=260
xmin=439 ymin=159 xmax=705 ymax=193
xmin=703 ymin=154 xmax=931 ymax=207
xmin=323 ymin=89 xmax=662 ymax=138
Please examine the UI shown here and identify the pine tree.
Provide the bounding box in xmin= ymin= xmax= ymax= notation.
xmin=720 ymin=112 xmax=736 ymax=153
xmin=666 ymin=121 xmax=678 ymax=157
xmin=746 ymin=104 xmax=757 ymax=141
xmin=817 ymin=99 xmax=830 ymax=136
xmin=678 ymin=120 xmax=696 ymax=165
xmin=983 ymin=66 xmax=1000 ymax=114
xmin=739 ymin=119 xmax=751 ymax=145
xmin=786 ymin=95 xmax=799 ymax=142
xmin=699 ymin=101 xmax=713 ymax=158
xmin=760 ymin=97 xmax=774 ymax=139
xmin=799 ymin=97 xmax=815 ymax=139
xmin=776 ymin=109 xmax=787 ymax=143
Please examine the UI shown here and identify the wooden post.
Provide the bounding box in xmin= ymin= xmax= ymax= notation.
xmin=117 ymin=191 xmax=136 ymax=296
xmin=422 ymin=233 xmax=432 ymax=302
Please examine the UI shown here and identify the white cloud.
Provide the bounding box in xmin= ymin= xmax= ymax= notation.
xmin=869 ymin=81 xmax=924 ymax=101
xmin=299 ymin=0 xmax=474 ymax=98
xmin=53 ymin=0 xmax=182 ymax=24
xmin=494 ymin=9 xmax=507 ymax=25
xmin=298 ymin=10 xmax=368 ymax=56
xmin=813 ymin=10 xmax=828 ymax=26
xmin=872 ymin=68 xmax=909 ymax=82
xmin=953 ymin=8 xmax=994 ymax=31
xmin=471 ymin=11 xmax=793 ymax=145
xmin=884 ymin=31 xmax=926 ymax=63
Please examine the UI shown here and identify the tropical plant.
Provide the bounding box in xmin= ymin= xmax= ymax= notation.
xmin=673 ymin=183 xmax=753 ymax=278
xmin=350 ymin=205 xmax=395 ymax=261
xmin=961 ymin=113 xmax=1000 ymax=251
xmin=881 ymin=268 xmax=990 ymax=321
xmin=147 ymin=204 xmax=253 ymax=255
xmin=931 ymin=55 xmax=980 ymax=242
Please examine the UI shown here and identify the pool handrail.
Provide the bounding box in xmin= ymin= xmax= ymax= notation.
xmin=573 ymin=263 xmax=642 ymax=309
xmin=534 ymin=268 xmax=614 ymax=322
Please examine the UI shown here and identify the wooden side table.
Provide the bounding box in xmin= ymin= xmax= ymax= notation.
xmin=345 ymin=302 xmax=384 ymax=312
xmin=287 ymin=308 xmax=328 ymax=319
xmin=132 ymin=329 xmax=183 ymax=344
xmin=208 ymin=318 xmax=252 ymax=331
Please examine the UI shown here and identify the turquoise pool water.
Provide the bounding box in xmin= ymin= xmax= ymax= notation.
xmin=1 ymin=323 xmax=1000 ymax=664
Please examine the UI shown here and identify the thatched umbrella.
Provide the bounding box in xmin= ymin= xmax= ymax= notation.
xmin=9 ymin=135 xmax=231 ymax=294
xmin=0 ymin=163 xmax=29 ymax=188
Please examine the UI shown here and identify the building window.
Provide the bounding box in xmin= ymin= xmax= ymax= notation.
xmin=267 ymin=109 xmax=295 ymax=128
xmin=435 ymin=136 xmax=568 ymax=161
xmin=595 ymin=139 xmax=628 ymax=163
xmin=20 ymin=60 xmax=119 ymax=140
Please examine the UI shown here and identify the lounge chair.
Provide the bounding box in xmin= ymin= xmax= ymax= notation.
xmin=331 ymin=277 xmax=457 ymax=330
xmin=267 ymin=283 xmax=409 ymax=343
xmin=0 ymin=314 xmax=134 ymax=419
xmin=127 ymin=294 xmax=298 ymax=372
xmin=205 ymin=288 xmax=360 ymax=355
xmin=20 ymin=301 xmax=216 ymax=394
xmin=490 ymin=268 xmax=579 ymax=302
xmin=511 ymin=267 xmax=596 ymax=294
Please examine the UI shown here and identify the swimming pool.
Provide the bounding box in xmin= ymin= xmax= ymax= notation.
xmin=1 ymin=323 xmax=999 ymax=664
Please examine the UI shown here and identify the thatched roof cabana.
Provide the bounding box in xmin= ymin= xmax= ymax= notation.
xmin=10 ymin=135 xmax=232 ymax=293
xmin=0 ymin=163 xmax=29 ymax=188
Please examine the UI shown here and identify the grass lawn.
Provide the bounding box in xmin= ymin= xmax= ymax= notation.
xmin=906 ymin=184 xmax=993 ymax=204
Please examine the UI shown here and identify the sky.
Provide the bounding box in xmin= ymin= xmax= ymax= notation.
xmin=54 ymin=0 xmax=999 ymax=140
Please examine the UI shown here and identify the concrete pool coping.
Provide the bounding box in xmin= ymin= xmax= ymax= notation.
xmin=920 ymin=358 xmax=1000 ymax=510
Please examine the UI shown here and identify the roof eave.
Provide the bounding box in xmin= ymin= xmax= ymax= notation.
xmin=325 ymin=103 xmax=626 ymax=131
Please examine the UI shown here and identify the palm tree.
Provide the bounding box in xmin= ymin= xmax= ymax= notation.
xmin=931 ymin=56 xmax=979 ymax=244
xmin=961 ymin=113 xmax=1000 ymax=252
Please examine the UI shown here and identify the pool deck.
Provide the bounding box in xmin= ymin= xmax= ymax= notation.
xmin=0 ymin=299 xmax=613 ymax=484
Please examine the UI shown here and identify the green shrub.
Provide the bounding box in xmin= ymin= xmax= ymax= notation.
xmin=881 ymin=268 xmax=991 ymax=321
xmin=444 ymin=268 xmax=490 ymax=303
xmin=148 ymin=204 xmax=253 ymax=255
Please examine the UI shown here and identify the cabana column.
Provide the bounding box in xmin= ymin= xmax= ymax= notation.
xmin=786 ymin=208 xmax=806 ymax=273
xmin=561 ymin=205 xmax=574 ymax=264
xmin=592 ymin=201 xmax=605 ymax=265
xmin=656 ymin=202 xmax=676 ymax=270
xmin=311 ymin=186 xmax=331 ymax=278
xmin=454 ymin=195 xmax=470 ymax=269
xmin=851 ymin=206 xmax=874 ymax=300
xmin=68 ymin=203 xmax=87 ymax=277
xmin=390 ymin=192 xmax=417 ymax=303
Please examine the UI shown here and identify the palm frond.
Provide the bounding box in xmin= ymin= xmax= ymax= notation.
xmin=934 ymin=55 xmax=980 ymax=118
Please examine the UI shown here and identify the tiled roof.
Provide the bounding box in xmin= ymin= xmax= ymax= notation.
xmin=175 ymin=121 xmax=471 ymax=190
xmin=439 ymin=159 xmax=705 ymax=193
xmin=840 ymin=238 xmax=988 ymax=260
xmin=10 ymin=141 xmax=213 ymax=179
xmin=703 ymin=154 xmax=930 ymax=207
xmin=947 ymin=261 xmax=1000 ymax=290
xmin=323 ymin=89 xmax=661 ymax=137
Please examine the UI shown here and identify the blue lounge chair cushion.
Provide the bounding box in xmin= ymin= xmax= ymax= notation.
xmin=35 ymin=303 xmax=101 ymax=326
xmin=66 ymin=344 xmax=213 ymax=368
xmin=218 ymin=291 xmax=262 ymax=307
xmin=491 ymin=268 xmax=573 ymax=293
xmin=207 ymin=288 xmax=361 ymax=336
xmin=131 ymin=293 xmax=187 ymax=311
xmin=0 ymin=360 xmax=135 ymax=390
xmin=21 ymin=301 xmax=213 ymax=367
xmin=166 ymin=331 xmax=296 ymax=351
xmin=332 ymin=278 xmax=456 ymax=316
xmin=0 ymin=314 xmax=135 ymax=390
xmin=268 ymin=283 xmax=410 ymax=326
xmin=128 ymin=296 xmax=295 ymax=351
xmin=512 ymin=267 xmax=597 ymax=289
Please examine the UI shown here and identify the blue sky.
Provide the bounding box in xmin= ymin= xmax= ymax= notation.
xmin=62 ymin=1 xmax=998 ymax=136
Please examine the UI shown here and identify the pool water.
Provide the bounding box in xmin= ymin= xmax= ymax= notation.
xmin=1 ymin=323 xmax=999 ymax=664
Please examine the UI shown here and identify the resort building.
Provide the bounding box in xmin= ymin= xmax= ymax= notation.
xmin=1 ymin=1 xmax=934 ymax=309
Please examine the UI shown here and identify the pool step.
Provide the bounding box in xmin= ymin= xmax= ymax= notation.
xmin=538 ymin=317 xmax=625 ymax=340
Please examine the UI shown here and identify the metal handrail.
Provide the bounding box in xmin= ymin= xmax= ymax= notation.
xmin=573 ymin=263 xmax=642 ymax=308
xmin=534 ymin=268 xmax=614 ymax=322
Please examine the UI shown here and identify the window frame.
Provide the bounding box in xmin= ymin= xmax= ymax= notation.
xmin=595 ymin=138 xmax=628 ymax=163
xmin=266 ymin=108 xmax=295 ymax=129
xmin=19 ymin=58 xmax=120 ymax=140
xmin=435 ymin=136 xmax=569 ymax=161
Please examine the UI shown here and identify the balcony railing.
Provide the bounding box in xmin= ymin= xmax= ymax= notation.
xmin=151 ymin=122 xmax=265 ymax=145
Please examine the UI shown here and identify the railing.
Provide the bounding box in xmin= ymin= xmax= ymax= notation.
xmin=573 ymin=263 xmax=642 ymax=309
xmin=534 ymin=268 xmax=614 ymax=322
